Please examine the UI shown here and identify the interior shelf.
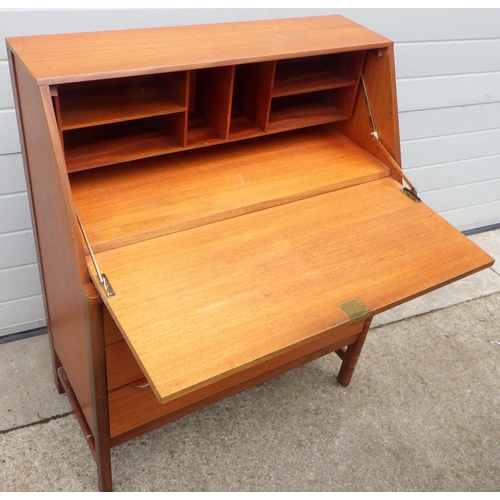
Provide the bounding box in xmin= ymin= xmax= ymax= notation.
xmin=59 ymin=87 xmax=185 ymax=130
xmin=267 ymin=94 xmax=349 ymax=133
xmin=272 ymin=59 xmax=357 ymax=97
xmin=64 ymin=115 xmax=185 ymax=172
xmin=58 ymin=74 xmax=188 ymax=130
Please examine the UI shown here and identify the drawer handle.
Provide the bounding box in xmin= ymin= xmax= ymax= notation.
xmin=133 ymin=382 xmax=150 ymax=390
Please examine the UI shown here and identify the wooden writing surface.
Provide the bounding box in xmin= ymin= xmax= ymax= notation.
xmin=70 ymin=125 xmax=389 ymax=252
xmin=90 ymin=177 xmax=493 ymax=404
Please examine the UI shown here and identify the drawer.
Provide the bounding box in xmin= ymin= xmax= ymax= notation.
xmin=106 ymin=340 xmax=145 ymax=391
xmin=104 ymin=307 xmax=145 ymax=391
xmin=108 ymin=319 xmax=365 ymax=445
xmin=103 ymin=307 xmax=123 ymax=346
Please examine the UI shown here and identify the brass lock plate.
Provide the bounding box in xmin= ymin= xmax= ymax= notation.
xmin=339 ymin=298 xmax=371 ymax=321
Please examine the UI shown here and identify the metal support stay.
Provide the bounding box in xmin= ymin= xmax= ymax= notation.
xmin=360 ymin=75 xmax=421 ymax=203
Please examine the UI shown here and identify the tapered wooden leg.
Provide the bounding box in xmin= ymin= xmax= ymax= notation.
xmin=336 ymin=317 xmax=372 ymax=387
xmin=57 ymin=285 xmax=113 ymax=491
xmin=58 ymin=366 xmax=112 ymax=491
xmin=95 ymin=442 xmax=112 ymax=492
xmin=84 ymin=284 xmax=113 ymax=492
xmin=59 ymin=284 xmax=113 ymax=491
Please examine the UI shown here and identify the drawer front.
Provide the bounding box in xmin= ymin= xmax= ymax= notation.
xmin=104 ymin=307 xmax=146 ymax=391
xmin=103 ymin=307 xmax=123 ymax=346
xmin=106 ymin=340 xmax=145 ymax=391
xmin=108 ymin=319 xmax=365 ymax=444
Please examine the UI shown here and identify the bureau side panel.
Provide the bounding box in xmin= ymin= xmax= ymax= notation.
xmin=8 ymin=53 xmax=95 ymax=433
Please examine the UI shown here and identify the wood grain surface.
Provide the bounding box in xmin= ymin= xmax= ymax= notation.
xmin=70 ymin=125 xmax=389 ymax=252
xmin=6 ymin=16 xmax=392 ymax=84
xmin=90 ymin=177 xmax=493 ymax=404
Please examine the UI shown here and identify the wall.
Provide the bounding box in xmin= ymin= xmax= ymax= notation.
xmin=1 ymin=8 xmax=499 ymax=337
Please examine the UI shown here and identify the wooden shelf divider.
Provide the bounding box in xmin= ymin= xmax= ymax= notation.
xmin=55 ymin=51 xmax=369 ymax=170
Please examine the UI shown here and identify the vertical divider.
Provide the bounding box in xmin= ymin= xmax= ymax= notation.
xmin=161 ymin=114 xmax=186 ymax=147
xmin=195 ymin=65 xmax=235 ymax=140
xmin=259 ymin=60 xmax=277 ymax=132
xmin=327 ymin=51 xmax=367 ymax=118
xmin=232 ymin=60 xmax=276 ymax=133
xmin=183 ymin=71 xmax=191 ymax=147
xmin=159 ymin=71 xmax=189 ymax=147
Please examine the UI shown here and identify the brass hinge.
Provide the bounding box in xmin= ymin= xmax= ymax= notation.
xmin=74 ymin=207 xmax=115 ymax=297
xmin=401 ymin=187 xmax=421 ymax=204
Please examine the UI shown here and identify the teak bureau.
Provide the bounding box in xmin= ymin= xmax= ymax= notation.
xmin=7 ymin=15 xmax=494 ymax=491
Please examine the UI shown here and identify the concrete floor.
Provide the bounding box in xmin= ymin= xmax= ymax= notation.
xmin=1 ymin=230 xmax=500 ymax=492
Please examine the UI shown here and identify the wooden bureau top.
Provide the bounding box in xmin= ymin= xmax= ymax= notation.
xmin=7 ymin=15 xmax=392 ymax=85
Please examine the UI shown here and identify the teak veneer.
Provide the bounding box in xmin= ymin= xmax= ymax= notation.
xmin=7 ymin=15 xmax=494 ymax=491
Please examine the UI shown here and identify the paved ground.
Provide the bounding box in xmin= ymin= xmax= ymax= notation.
xmin=1 ymin=230 xmax=499 ymax=492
